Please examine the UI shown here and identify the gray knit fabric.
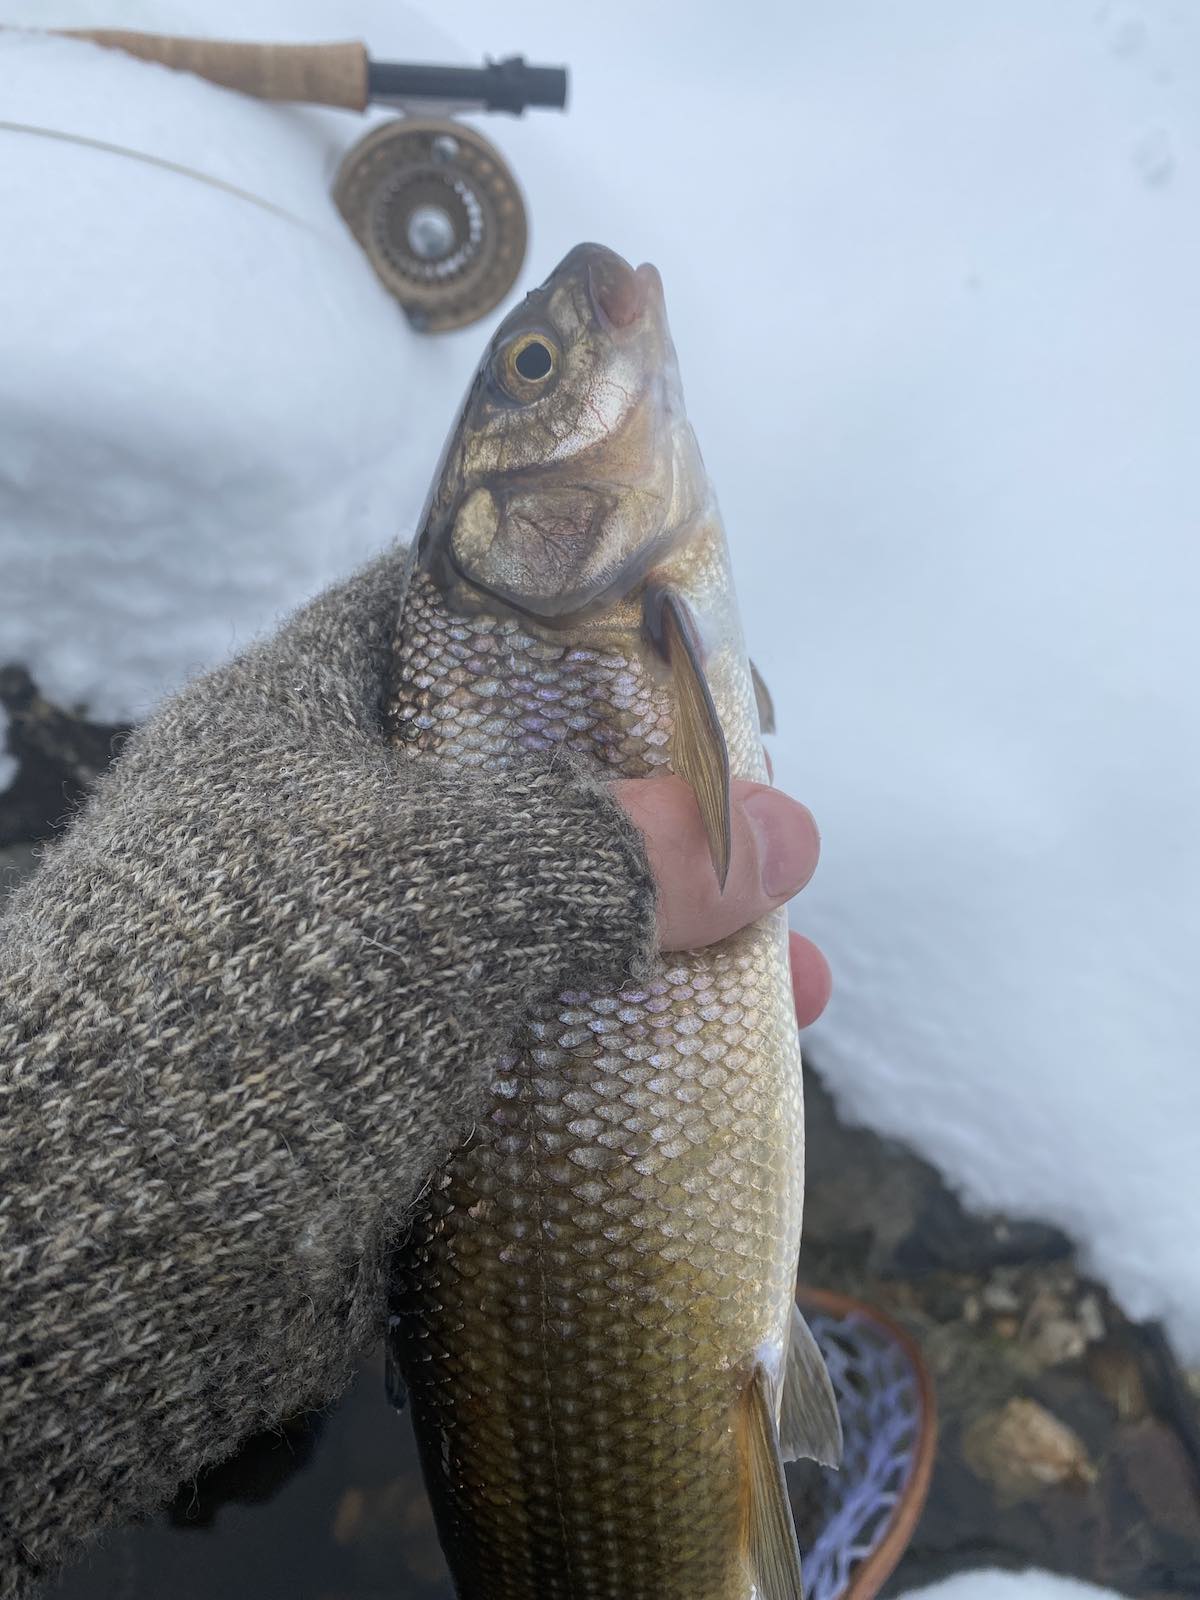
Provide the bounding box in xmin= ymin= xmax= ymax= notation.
xmin=0 ymin=544 xmax=658 ymax=1596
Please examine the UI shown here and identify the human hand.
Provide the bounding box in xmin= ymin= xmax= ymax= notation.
xmin=612 ymin=775 xmax=831 ymax=1027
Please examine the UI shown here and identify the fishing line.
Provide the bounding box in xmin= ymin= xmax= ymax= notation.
xmin=0 ymin=118 xmax=329 ymax=234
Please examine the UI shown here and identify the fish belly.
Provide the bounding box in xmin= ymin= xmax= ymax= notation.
xmin=387 ymin=572 xmax=804 ymax=1600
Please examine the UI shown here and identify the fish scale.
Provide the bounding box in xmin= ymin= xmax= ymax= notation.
xmin=391 ymin=571 xmax=674 ymax=774
xmin=386 ymin=567 xmax=805 ymax=1599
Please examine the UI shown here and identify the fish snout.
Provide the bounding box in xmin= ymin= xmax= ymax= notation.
xmin=562 ymin=242 xmax=663 ymax=331
xmin=588 ymin=245 xmax=642 ymax=328
xmin=633 ymin=260 xmax=664 ymax=305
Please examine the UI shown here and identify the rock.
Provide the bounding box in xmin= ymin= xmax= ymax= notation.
xmin=1089 ymin=1341 xmax=1152 ymax=1423
xmin=981 ymin=1274 xmax=1022 ymax=1314
xmin=0 ymin=664 xmax=130 ymax=847
xmin=1021 ymin=1286 xmax=1094 ymax=1368
xmin=963 ymin=1398 xmax=1097 ymax=1502
xmin=1116 ymin=1420 xmax=1200 ymax=1546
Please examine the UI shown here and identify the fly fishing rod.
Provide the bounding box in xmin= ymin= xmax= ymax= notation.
xmin=53 ymin=31 xmax=568 ymax=115
xmin=36 ymin=28 xmax=571 ymax=331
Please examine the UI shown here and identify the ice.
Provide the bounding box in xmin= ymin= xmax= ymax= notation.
xmin=2 ymin=2 xmax=1199 ymax=1355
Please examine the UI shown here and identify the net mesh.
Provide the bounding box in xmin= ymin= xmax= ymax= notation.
xmin=799 ymin=1306 xmax=925 ymax=1600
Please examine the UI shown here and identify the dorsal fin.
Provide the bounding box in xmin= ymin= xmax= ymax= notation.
xmin=644 ymin=584 xmax=732 ymax=891
xmin=780 ymin=1303 xmax=843 ymax=1467
xmin=745 ymin=1363 xmax=805 ymax=1600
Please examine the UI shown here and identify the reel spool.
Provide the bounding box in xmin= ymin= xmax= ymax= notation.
xmin=334 ymin=118 xmax=527 ymax=334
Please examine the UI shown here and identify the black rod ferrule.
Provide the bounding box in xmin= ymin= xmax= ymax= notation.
xmin=366 ymin=56 xmax=568 ymax=115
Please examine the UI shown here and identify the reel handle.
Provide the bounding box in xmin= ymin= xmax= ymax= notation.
xmin=58 ymin=30 xmax=370 ymax=111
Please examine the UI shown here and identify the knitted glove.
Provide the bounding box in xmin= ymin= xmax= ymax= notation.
xmin=0 ymin=543 xmax=658 ymax=1597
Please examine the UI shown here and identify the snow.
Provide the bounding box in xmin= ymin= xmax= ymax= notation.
xmin=902 ymin=1572 xmax=1122 ymax=1600
xmin=2 ymin=3 xmax=1199 ymax=1355
xmin=0 ymin=11 xmax=437 ymax=723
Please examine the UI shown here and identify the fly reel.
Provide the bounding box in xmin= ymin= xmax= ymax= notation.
xmin=333 ymin=119 xmax=526 ymax=334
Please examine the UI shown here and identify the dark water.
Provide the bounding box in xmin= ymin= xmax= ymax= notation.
xmin=49 ymin=1349 xmax=455 ymax=1600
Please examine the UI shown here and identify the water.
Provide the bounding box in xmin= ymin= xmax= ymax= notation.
xmin=48 ymin=1349 xmax=455 ymax=1600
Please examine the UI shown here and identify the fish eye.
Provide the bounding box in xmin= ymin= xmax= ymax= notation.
xmin=498 ymin=333 xmax=560 ymax=400
xmin=516 ymin=340 xmax=553 ymax=380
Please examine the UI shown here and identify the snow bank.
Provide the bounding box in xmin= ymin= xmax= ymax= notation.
xmin=2 ymin=2 xmax=1199 ymax=1353
xmin=903 ymin=1571 xmax=1122 ymax=1600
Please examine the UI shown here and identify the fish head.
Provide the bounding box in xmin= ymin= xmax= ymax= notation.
xmin=420 ymin=242 xmax=707 ymax=623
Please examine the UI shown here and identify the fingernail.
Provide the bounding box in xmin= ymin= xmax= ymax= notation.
xmin=742 ymin=789 xmax=820 ymax=900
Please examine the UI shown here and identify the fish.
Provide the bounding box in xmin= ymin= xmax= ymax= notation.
xmin=383 ymin=241 xmax=841 ymax=1600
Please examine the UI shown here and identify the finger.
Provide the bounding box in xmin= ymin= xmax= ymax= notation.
xmin=789 ymin=932 xmax=832 ymax=1027
xmin=613 ymin=775 xmax=820 ymax=952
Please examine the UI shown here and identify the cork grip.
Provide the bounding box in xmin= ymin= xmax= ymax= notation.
xmin=59 ymin=29 xmax=370 ymax=111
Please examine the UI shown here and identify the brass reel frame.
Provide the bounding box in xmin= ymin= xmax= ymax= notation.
xmin=333 ymin=118 xmax=527 ymax=335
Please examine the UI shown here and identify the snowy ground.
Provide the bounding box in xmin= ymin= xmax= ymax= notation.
xmin=1 ymin=0 xmax=1198 ymax=1414
xmin=905 ymin=1573 xmax=1125 ymax=1600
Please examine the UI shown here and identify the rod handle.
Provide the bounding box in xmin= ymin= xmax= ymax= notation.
xmin=59 ymin=30 xmax=369 ymax=111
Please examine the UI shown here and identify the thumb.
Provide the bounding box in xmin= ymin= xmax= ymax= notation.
xmin=611 ymin=775 xmax=820 ymax=952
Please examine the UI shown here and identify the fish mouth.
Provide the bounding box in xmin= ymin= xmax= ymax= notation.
xmin=558 ymin=242 xmax=665 ymax=332
xmin=589 ymin=254 xmax=664 ymax=330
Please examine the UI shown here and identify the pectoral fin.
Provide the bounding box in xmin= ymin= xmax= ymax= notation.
xmin=780 ymin=1303 xmax=843 ymax=1467
xmin=645 ymin=585 xmax=732 ymax=891
xmin=745 ymin=1363 xmax=805 ymax=1600
xmin=750 ymin=659 xmax=777 ymax=736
